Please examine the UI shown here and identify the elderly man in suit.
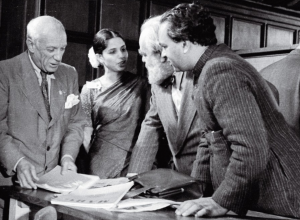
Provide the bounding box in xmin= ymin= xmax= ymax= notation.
xmin=0 ymin=15 xmax=85 ymax=190
xmin=127 ymin=15 xmax=201 ymax=176
xmin=158 ymin=2 xmax=300 ymax=218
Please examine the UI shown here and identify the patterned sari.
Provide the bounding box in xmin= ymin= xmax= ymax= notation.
xmin=81 ymin=72 xmax=149 ymax=178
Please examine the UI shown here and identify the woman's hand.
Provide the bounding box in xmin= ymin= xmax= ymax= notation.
xmin=175 ymin=197 xmax=228 ymax=217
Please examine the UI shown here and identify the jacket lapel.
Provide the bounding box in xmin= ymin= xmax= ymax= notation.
xmin=157 ymin=85 xmax=178 ymax=145
xmin=18 ymin=52 xmax=49 ymax=124
xmin=49 ymin=68 xmax=66 ymax=128
xmin=174 ymin=71 xmax=197 ymax=154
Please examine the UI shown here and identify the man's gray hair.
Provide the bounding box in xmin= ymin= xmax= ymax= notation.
xmin=140 ymin=15 xmax=162 ymax=53
xmin=27 ymin=15 xmax=65 ymax=42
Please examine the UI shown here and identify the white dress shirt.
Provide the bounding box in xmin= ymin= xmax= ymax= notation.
xmin=171 ymin=71 xmax=185 ymax=114
xmin=28 ymin=52 xmax=55 ymax=102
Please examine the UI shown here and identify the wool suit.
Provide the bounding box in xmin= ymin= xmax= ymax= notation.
xmin=128 ymin=71 xmax=201 ymax=175
xmin=260 ymin=49 xmax=300 ymax=137
xmin=0 ymin=52 xmax=85 ymax=179
xmin=191 ymin=44 xmax=300 ymax=218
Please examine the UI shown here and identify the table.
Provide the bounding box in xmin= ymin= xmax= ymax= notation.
xmin=0 ymin=185 xmax=291 ymax=220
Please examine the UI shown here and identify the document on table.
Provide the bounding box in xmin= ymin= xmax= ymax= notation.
xmin=91 ymin=177 xmax=129 ymax=188
xmin=51 ymin=181 xmax=134 ymax=209
xmin=35 ymin=165 xmax=100 ymax=193
xmin=110 ymin=198 xmax=182 ymax=212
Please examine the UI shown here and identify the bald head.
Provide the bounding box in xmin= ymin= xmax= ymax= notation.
xmin=27 ymin=16 xmax=66 ymax=43
xmin=26 ymin=16 xmax=67 ymax=73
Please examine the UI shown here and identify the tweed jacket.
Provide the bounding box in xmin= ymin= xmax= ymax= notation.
xmin=0 ymin=52 xmax=86 ymax=177
xmin=191 ymin=44 xmax=300 ymax=217
xmin=128 ymin=71 xmax=201 ymax=175
xmin=260 ymin=49 xmax=300 ymax=137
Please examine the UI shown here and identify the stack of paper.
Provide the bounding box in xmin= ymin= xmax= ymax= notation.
xmin=50 ymin=181 xmax=134 ymax=209
xmin=111 ymin=198 xmax=182 ymax=212
xmin=36 ymin=165 xmax=100 ymax=193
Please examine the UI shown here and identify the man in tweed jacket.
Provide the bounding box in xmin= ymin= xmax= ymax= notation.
xmin=158 ymin=2 xmax=300 ymax=218
xmin=128 ymin=15 xmax=202 ymax=176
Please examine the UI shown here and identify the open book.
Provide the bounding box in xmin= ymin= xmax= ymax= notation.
xmin=35 ymin=165 xmax=100 ymax=193
xmin=50 ymin=181 xmax=134 ymax=209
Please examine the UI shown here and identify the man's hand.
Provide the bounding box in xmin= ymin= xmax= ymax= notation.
xmin=16 ymin=159 xmax=39 ymax=189
xmin=61 ymin=157 xmax=77 ymax=175
xmin=175 ymin=197 xmax=228 ymax=217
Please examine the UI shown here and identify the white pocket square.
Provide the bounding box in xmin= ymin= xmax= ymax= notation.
xmin=65 ymin=94 xmax=80 ymax=109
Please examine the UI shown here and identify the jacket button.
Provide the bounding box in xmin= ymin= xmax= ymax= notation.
xmin=45 ymin=166 xmax=48 ymax=171
xmin=191 ymin=95 xmax=194 ymax=100
xmin=47 ymin=146 xmax=50 ymax=151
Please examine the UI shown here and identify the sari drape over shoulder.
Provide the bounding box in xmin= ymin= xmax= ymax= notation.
xmin=81 ymin=72 xmax=149 ymax=178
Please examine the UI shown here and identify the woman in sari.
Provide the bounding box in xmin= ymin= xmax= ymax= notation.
xmin=80 ymin=29 xmax=149 ymax=178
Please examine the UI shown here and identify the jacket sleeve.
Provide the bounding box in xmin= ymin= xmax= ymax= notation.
xmin=201 ymin=61 xmax=269 ymax=215
xmin=128 ymin=88 xmax=164 ymax=173
xmin=60 ymin=67 xmax=86 ymax=160
xmin=191 ymin=131 xmax=212 ymax=196
xmin=0 ymin=68 xmax=26 ymax=176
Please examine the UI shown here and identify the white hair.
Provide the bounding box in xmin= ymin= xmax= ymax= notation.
xmin=27 ymin=15 xmax=66 ymax=42
xmin=140 ymin=15 xmax=162 ymax=53
xmin=140 ymin=16 xmax=174 ymax=85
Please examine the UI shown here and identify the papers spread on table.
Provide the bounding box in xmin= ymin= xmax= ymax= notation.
xmin=35 ymin=165 xmax=100 ymax=193
xmin=91 ymin=177 xmax=129 ymax=188
xmin=50 ymin=181 xmax=134 ymax=209
xmin=110 ymin=198 xmax=182 ymax=212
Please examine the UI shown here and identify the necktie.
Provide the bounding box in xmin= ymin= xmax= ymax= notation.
xmin=40 ymin=70 xmax=51 ymax=120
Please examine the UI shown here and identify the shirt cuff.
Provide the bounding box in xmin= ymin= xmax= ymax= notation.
xmin=60 ymin=154 xmax=74 ymax=163
xmin=14 ymin=157 xmax=25 ymax=172
xmin=126 ymin=173 xmax=138 ymax=178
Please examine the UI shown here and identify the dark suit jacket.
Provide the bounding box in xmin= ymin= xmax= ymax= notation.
xmin=191 ymin=44 xmax=300 ymax=218
xmin=260 ymin=49 xmax=300 ymax=137
xmin=0 ymin=52 xmax=86 ymax=177
xmin=128 ymin=71 xmax=201 ymax=175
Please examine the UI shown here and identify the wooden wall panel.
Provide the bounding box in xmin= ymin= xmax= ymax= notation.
xmin=45 ymin=0 xmax=94 ymax=33
xmin=62 ymin=42 xmax=91 ymax=88
xmin=126 ymin=50 xmax=138 ymax=74
xmin=101 ymin=0 xmax=140 ymax=40
xmin=232 ymin=19 xmax=262 ymax=50
xmin=0 ymin=0 xmax=2 ymax=25
xmin=150 ymin=2 xmax=171 ymax=16
xmin=212 ymin=15 xmax=226 ymax=44
xmin=45 ymin=0 xmax=97 ymax=86
xmin=0 ymin=0 xmax=37 ymax=60
xmin=245 ymin=54 xmax=287 ymax=71
xmin=267 ymin=25 xmax=295 ymax=47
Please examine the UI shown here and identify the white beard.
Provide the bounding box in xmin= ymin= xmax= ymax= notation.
xmin=147 ymin=61 xmax=174 ymax=85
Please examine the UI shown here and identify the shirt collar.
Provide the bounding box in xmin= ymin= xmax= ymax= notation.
xmin=28 ymin=52 xmax=55 ymax=80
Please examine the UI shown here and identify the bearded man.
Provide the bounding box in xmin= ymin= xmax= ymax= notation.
xmin=127 ymin=15 xmax=202 ymax=176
